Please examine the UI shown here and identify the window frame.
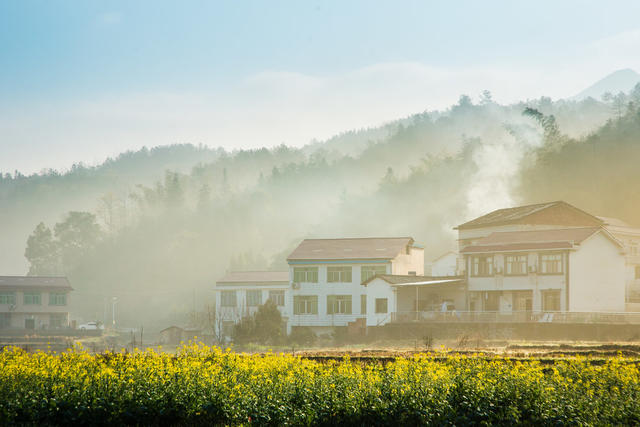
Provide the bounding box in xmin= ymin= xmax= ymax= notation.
xmin=48 ymin=292 xmax=67 ymax=306
xmin=0 ymin=292 xmax=16 ymax=305
xmin=539 ymin=253 xmax=564 ymax=275
xmin=327 ymin=266 xmax=352 ymax=283
xmin=361 ymin=265 xmax=387 ymax=282
xmin=23 ymin=292 xmax=41 ymax=305
xmin=246 ymin=290 xmax=262 ymax=307
xmin=505 ymin=254 xmax=528 ymax=276
xmin=470 ymin=256 xmax=494 ymax=277
xmin=268 ymin=290 xmax=285 ymax=306
xmin=220 ymin=290 xmax=237 ymax=307
xmin=635 ymin=265 xmax=640 ymax=280
xmin=293 ymin=295 xmax=318 ymax=315
xmin=375 ymin=298 xmax=388 ymax=314
xmin=326 ymin=295 xmax=352 ymax=315
xmin=293 ymin=267 xmax=319 ymax=283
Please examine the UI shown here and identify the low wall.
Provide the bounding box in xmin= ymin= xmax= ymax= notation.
xmin=371 ymin=322 xmax=640 ymax=342
xmin=0 ymin=329 xmax=102 ymax=338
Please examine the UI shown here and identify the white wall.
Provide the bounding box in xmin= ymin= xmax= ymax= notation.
xmin=287 ymin=263 xmax=389 ymax=328
xmin=363 ymin=278 xmax=395 ymax=326
xmin=214 ymin=284 xmax=290 ymax=328
xmin=391 ymin=247 xmax=425 ymax=275
xmin=570 ymin=233 xmax=626 ymax=312
xmin=431 ymin=252 xmax=457 ymax=276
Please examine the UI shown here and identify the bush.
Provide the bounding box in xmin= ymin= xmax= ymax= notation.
xmin=232 ymin=299 xmax=284 ymax=346
xmin=288 ymin=327 xmax=316 ymax=346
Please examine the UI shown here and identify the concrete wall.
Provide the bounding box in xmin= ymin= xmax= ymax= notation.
xmin=570 ymin=232 xmax=626 ymax=312
xmin=214 ymin=284 xmax=290 ymax=328
xmin=391 ymin=247 xmax=425 ymax=275
xmin=431 ymin=252 xmax=458 ymax=276
xmin=0 ymin=289 xmax=71 ymax=329
xmin=364 ymin=278 xmax=395 ymax=327
xmin=288 ymin=263 xmax=391 ymax=328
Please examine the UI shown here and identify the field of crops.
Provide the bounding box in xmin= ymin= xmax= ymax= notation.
xmin=1 ymin=343 xmax=639 ymax=425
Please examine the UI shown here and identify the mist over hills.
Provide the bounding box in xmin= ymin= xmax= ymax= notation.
xmin=2 ymin=72 xmax=640 ymax=329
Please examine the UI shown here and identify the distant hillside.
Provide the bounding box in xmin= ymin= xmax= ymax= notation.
xmin=573 ymin=68 xmax=640 ymax=100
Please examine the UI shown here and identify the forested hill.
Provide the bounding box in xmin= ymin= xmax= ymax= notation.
xmin=4 ymin=86 xmax=640 ymax=328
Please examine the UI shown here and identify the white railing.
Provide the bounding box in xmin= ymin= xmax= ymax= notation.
xmin=391 ymin=310 xmax=640 ymax=324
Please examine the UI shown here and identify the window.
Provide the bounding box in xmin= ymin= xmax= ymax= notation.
xmin=220 ymin=291 xmax=237 ymax=307
xmin=268 ymin=290 xmax=285 ymax=306
xmin=505 ymin=254 xmax=527 ymax=275
xmin=0 ymin=313 xmax=10 ymax=328
xmin=361 ymin=265 xmax=387 ymax=282
xmin=247 ymin=290 xmax=262 ymax=306
xmin=326 ymin=295 xmax=352 ymax=314
xmin=542 ymin=290 xmax=561 ymax=311
xmin=539 ymin=253 xmax=563 ymax=274
xmin=49 ymin=293 xmax=67 ymax=306
xmin=50 ymin=313 xmax=67 ymax=328
xmin=361 ymin=294 xmax=367 ymax=314
xmin=375 ymin=298 xmax=388 ymax=314
xmin=327 ymin=266 xmax=352 ymax=283
xmin=471 ymin=256 xmax=493 ymax=277
xmin=23 ymin=292 xmax=41 ymax=305
xmin=293 ymin=267 xmax=318 ymax=283
xmin=293 ymin=295 xmax=318 ymax=315
xmin=636 ymin=265 xmax=640 ymax=280
xmin=0 ymin=292 xmax=16 ymax=305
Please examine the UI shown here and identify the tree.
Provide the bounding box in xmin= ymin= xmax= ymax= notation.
xmin=232 ymin=300 xmax=284 ymax=345
xmin=479 ymin=90 xmax=493 ymax=105
xmin=523 ymin=107 xmax=564 ymax=146
xmin=253 ymin=300 xmax=284 ymax=345
xmin=24 ymin=222 xmax=60 ymax=275
xmin=54 ymin=211 xmax=102 ymax=271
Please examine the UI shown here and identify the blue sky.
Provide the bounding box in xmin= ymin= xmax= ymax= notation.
xmin=1 ymin=0 xmax=640 ymax=173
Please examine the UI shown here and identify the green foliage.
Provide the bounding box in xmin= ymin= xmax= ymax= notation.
xmin=24 ymin=222 xmax=59 ymax=275
xmin=233 ymin=300 xmax=284 ymax=345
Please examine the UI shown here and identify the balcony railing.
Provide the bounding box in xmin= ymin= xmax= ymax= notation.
xmin=391 ymin=310 xmax=640 ymax=324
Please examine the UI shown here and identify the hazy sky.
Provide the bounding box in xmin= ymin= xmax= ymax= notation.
xmin=2 ymin=0 xmax=640 ymax=174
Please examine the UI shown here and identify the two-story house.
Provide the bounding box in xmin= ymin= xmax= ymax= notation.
xmin=598 ymin=217 xmax=640 ymax=308
xmin=0 ymin=276 xmax=72 ymax=329
xmin=214 ymin=271 xmax=289 ymax=339
xmin=286 ymin=237 xmax=424 ymax=333
xmin=456 ymin=201 xmax=628 ymax=316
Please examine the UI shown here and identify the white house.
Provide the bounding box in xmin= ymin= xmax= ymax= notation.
xmin=598 ymin=216 xmax=640 ymax=309
xmin=456 ymin=201 xmax=629 ymax=316
xmin=0 ymin=276 xmax=72 ymax=330
xmin=214 ymin=271 xmax=289 ymax=338
xmin=429 ymin=251 xmax=458 ymax=276
xmin=361 ymin=274 xmax=466 ymax=326
xmin=286 ymin=237 xmax=424 ymax=333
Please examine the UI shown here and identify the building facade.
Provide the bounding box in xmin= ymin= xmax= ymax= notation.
xmin=456 ymin=201 xmax=629 ymax=316
xmin=0 ymin=276 xmax=72 ymax=329
xmin=286 ymin=237 xmax=424 ymax=332
xmin=214 ymin=271 xmax=289 ymax=338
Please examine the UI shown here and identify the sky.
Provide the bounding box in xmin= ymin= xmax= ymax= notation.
xmin=1 ymin=0 xmax=640 ymax=174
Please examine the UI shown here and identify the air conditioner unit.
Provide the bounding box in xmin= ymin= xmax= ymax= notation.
xmin=292 ymin=282 xmax=301 ymax=290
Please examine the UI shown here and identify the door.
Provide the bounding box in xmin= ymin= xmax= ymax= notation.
xmin=25 ymin=318 xmax=35 ymax=330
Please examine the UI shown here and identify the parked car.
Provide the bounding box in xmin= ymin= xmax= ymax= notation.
xmin=78 ymin=321 xmax=103 ymax=330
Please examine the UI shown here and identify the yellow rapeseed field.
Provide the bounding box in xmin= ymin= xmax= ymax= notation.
xmin=1 ymin=343 xmax=639 ymax=425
